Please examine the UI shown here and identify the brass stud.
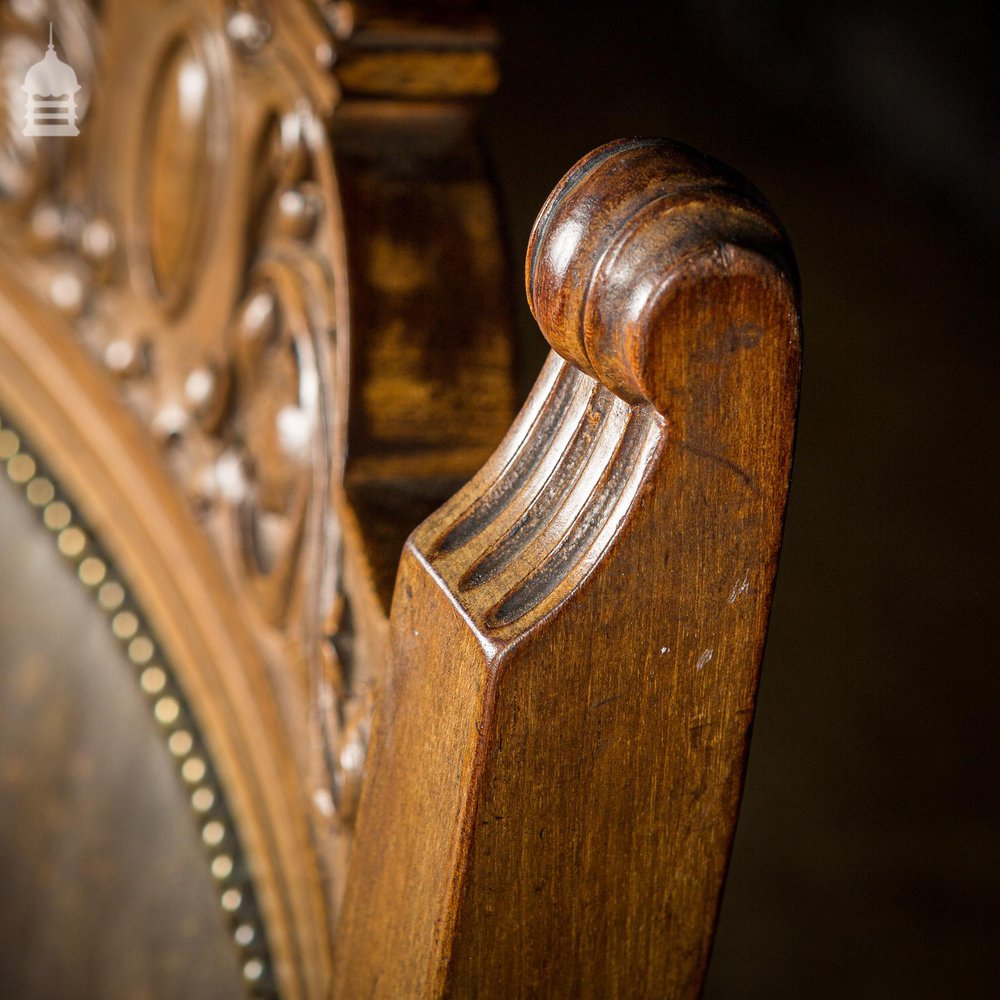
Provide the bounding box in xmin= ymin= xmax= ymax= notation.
xmin=202 ymin=820 xmax=225 ymax=847
xmin=140 ymin=666 xmax=167 ymax=695
xmin=128 ymin=635 xmax=155 ymax=664
xmin=7 ymin=453 xmax=36 ymax=483
xmin=98 ymin=580 xmax=125 ymax=610
xmin=154 ymin=696 xmax=180 ymax=725
xmin=221 ymin=888 xmax=242 ymax=912
xmin=192 ymin=787 xmax=215 ymax=813
xmin=181 ymin=757 xmax=207 ymax=784
xmin=57 ymin=526 xmax=86 ymax=558
xmin=78 ymin=556 xmax=106 ymax=586
xmin=26 ymin=477 xmax=55 ymax=506
xmin=0 ymin=429 xmax=20 ymax=460
xmin=43 ymin=501 xmax=72 ymax=530
xmin=212 ymin=855 xmax=234 ymax=880
xmin=0 ymin=413 xmax=271 ymax=990
xmin=111 ymin=610 xmax=139 ymax=639
xmin=169 ymin=730 xmax=194 ymax=757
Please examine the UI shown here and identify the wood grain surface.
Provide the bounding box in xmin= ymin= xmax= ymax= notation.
xmin=334 ymin=138 xmax=801 ymax=997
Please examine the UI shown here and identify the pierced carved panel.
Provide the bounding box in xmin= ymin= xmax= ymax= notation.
xmin=0 ymin=0 xmax=367 ymax=930
xmin=0 ymin=0 xmax=516 ymax=989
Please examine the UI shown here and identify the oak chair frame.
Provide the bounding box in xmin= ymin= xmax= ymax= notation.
xmin=0 ymin=2 xmax=800 ymax=997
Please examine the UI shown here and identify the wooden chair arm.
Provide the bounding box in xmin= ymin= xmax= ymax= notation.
xmin=335 ymin=138 xmax=802 ymax=998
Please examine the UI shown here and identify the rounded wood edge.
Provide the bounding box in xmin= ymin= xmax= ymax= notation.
xmin=526 ymin=137 xmax=800 ymax=413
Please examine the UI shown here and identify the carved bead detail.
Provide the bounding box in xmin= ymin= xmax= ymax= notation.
xmin=48 ymin=269 xmax=87 ymax=316
xmin=184 ymin=362 xmax=231 ymax=431
xmin=277 ymin=186 xmax=321 ymax=240
xmin=79 ymin=217 xmax=116 ymax=265
xmin=226 ymin=9 xmax=271 ymax=54
xmin=331 ymin=715 xmax=368 ymax=826
xmin=320 ymin=2 xmax=355 ymax=41
xmin=151 ymin=403 xmax=190 ymax=445
xmin=214 ymin=449 xmax=251 ymax=504
xmin=103 ymin=338 xmax=149 ymax=379
xmin=237 ymin=288 xmax=279 ymax=355
xmin=29 ymin=203 xmax=66 ymax=250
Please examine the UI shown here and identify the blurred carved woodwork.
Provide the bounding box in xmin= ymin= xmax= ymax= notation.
xmin=0 ymin=2 xmax=799 ymax=998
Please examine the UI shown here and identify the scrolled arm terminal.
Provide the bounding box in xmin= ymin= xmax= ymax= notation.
xmin=527 ymin=137 xmax=798 ymax=415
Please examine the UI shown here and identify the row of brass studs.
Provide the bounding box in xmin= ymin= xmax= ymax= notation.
xmin=0 ymin=415 xmax=277 ymax=998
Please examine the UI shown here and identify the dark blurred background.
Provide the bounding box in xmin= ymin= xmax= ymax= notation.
xmin=482 ymin=2 xmax=998 ymax=996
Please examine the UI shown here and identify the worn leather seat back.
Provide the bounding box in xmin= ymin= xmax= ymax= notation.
xmin=0 ymin=472 xmax=245 ymax=1000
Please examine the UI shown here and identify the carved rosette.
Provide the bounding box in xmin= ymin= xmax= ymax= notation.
xmin=0 ymin=0 xmax=369 ymax=924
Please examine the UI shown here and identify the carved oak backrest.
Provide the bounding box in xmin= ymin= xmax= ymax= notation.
xmin=0 ymin=2 xmax=800 ymax=998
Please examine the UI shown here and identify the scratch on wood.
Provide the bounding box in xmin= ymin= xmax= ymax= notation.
xmin=728 ymin=570 xmax=750 ymax=604
xmin=680 ymin=439 xmax=758 ymax=492
xmin=589 ymin=694 xmax=621 ymax=710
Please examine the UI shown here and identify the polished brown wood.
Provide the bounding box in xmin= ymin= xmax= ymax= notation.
xmin=1 ymin=2 xmax=800 ymax=996
xmin=334 ymin=138 xmax=800 ymax=998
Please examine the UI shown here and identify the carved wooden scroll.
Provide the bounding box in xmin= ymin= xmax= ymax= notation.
xmin=333 ymin=138 xmax=801 ymax=997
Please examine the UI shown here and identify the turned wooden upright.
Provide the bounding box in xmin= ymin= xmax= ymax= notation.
xmin=334 ymin=138 xmax=801 ymax=997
